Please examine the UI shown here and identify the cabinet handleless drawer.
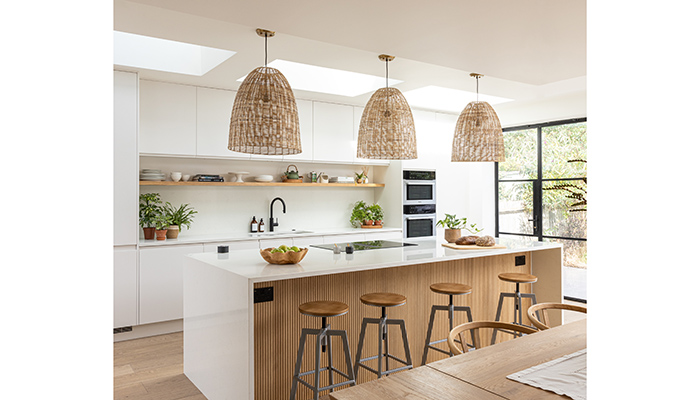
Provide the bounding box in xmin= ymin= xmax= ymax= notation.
xmin=139 ymin=244 xmax=204 ymax=325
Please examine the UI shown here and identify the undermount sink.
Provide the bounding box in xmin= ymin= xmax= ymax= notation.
xmin=252 ymin=230 xmax=314 ymax=237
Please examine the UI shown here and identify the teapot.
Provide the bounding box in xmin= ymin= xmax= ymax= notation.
xmin=283 ymin=164 xmax=300 ymax=180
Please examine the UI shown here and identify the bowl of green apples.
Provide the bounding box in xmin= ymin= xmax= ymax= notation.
xmin=260 ymin=245 xmax=309 ymax=264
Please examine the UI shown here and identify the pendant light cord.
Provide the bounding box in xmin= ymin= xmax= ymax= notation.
xmin=476 ymin=75 xmax=480 ymax=102
xmin=264 ymin=35 xmax=268 ymax=66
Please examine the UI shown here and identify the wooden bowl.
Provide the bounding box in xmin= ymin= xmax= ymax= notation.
xmin=260 ymin=247 xmax=309 ymax=264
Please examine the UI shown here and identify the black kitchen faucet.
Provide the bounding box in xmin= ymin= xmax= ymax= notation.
xmin=269 ymin=197 xmax=286 ymax=232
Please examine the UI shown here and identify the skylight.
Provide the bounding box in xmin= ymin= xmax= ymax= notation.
xmin=113 ymin=31 xmax=236 ymax=76
xmin=403 ymin=85 xmax=513 ymax=113
xmin=237 ymin=59 xmax=402 ymax=97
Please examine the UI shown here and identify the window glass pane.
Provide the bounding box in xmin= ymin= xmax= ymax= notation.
xmin=498 ymin=181 xmax=534 ymax=235
xmin=544 ymin=238 xmax=587 ymax=300
xmin=542 ymin=179 xmax=587 ymax=239
xmin=542 ymin=122 xmax=587 ymax=179
xmin=499 ymin=128 xmax=537 ymax=180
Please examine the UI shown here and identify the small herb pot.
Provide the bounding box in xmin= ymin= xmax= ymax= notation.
xmin=444 ymin=228 xmax=462 ymax=243
xmin=143 ymin=227 xmax=156 ymax=240
xmin=166 ymin=225 xmax=180 ymax=239
xmin=155 ymin=229 xmax=168 ymax=240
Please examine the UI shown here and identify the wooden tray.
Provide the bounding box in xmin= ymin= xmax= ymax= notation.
xmin=282 ymin=178 xmax=303 ymax=183
xmin=441 ymin=243 xmax=507 ymax=250
xmin=361 ymin=225 xmax=383 ymax=229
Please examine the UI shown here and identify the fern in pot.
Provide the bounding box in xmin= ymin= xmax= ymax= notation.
xmin=164 ymin=202 xmax=198 ymax=239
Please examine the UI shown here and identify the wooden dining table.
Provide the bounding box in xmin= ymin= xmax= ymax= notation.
xmin=329 ymin=318 xmax=586 ymax=400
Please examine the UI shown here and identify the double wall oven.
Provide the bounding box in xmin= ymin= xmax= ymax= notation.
xmin=403 ymin=170 xmax=437 ymax=238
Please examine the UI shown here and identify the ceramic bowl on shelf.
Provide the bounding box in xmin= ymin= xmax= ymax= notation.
xmin=182 ymin=174 xmax=191 ymax=182
xmin=255 ymin=175 xmax=274 ymax=182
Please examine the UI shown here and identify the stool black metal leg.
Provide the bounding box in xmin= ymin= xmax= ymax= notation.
xmin=339 ymin=330 xmax=356 ymax=387
xmin=327 ymin=329 xmax=334 ymax=392
xmin=313 ymin=331 xmax=322 ymax=400
xmin=354 ymin=318 xmax=369 ymax=379
xmin=421 ymin=305 xmax=439 ymax=365
xmin=398 ymin=319 xmax=413 ymax=369
xmin=290 ymin=329 xmax=309 ymax=400
xmin=492 ymin=292 xmax=506 ymax=345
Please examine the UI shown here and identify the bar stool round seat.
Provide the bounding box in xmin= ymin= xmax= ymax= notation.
xmin=355 ymin=292 xmax=412 ymax=379
xmin=290 ymin=300 xmax=356 ymax=400
xmin=360 ymin=293 xmax=407 ymax=307
xmin=498 ymin=273 xmax=537 ymax=284
xmin=299 ymin=301 xmax=349 ymax=317
xmin=421 ymin=282 xmax=475 ymax=364
xmin=430 ymin=283 xmax=472 ymax=296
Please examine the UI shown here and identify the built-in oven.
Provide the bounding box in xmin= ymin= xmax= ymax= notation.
xmin=403 ymin=170 xmax=436 ymax=205
xmin=403 ymin=204 xmax=437 ymax=238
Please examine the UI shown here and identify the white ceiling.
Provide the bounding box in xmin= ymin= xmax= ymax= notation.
xmin=114 ymin=0 xmax=586 ymax=111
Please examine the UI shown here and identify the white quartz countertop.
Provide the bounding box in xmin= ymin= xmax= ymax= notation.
xmin=186 ymin=236 xmax=562 ymax=283
xmin=139 ymin=226 xmax=402 ymax=247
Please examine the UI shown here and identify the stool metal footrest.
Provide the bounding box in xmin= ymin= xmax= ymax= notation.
xmin=491 ymin=291 xmax=538 ymax=345
xmin=290 ymin=326 xmax=356 ymax=400
xmin=421 ymin=303 xmax=474 ymax=365
xmin=354 ymin=315 xmax=413 ymax=379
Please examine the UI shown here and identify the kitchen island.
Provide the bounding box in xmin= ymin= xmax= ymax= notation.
xmin=183 ymin=237 xmax=562 ymax=400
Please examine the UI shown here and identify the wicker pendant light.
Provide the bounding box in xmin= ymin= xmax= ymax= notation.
xmin=357 ymin=55 xmax=417 ymax=160
xmin=228 ymin=29 xmax=301 ymax=155
xmin=451 ymin=73 xmax=504 ymax=162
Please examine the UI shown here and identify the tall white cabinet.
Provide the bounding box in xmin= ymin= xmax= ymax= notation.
xmin=114 ymin=70 xmax=139 ymax=328
xmin=139 ymin=80 xmax=197 ymax=156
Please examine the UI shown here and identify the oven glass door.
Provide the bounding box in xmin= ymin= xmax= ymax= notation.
xmin=404 ymin=215 xmax=436 ymax=238
xmin=404 ymin=182 xmax=435 ymax=204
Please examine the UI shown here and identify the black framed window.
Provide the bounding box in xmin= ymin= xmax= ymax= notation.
xmin=495 ymin=118 xmax=587 ymax=302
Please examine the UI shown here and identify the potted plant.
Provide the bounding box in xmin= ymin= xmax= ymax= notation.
xmin=355 ymin=171 xmax=367 ymax=184
xmin=139 ymin=193 xmax=163 ymax=240
xmin=350 ymin=200 xmax=370 ymax=227
xmin=368 ymin=203 xmax=384 ymax=226
xmin=153 ymin=212 xmax=170 ymax=241
xmin=436 ymin=214 xmax=483 ymax=243
xmin=164 ymin=202 xmax=198 ymax=239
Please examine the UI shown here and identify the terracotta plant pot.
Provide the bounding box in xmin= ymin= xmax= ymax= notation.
xmin=444 ymin=228 xmax=462 ymax=243
xmin=363 ymin=220 xmax=373 ymax=226
xmin=166 ymin=225 xmax=180 ymax=239
xmin=143 ymin=227 xmax=156 ymax=240
xmin=155 ymin=229 xmax=168 ymax=241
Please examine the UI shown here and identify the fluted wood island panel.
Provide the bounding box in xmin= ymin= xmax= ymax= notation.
xmin=183 ymin=237 xmax=562 ymax=400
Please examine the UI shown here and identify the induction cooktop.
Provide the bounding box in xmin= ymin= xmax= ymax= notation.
xmin=310 ymin=240 xmax=418 ymax=252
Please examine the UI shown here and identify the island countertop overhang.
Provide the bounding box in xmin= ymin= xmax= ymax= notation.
xmin=186 ymin=236 xmax=562 ymax=283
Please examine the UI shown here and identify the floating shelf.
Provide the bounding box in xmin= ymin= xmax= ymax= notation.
xmin=139 ymin=181 xmax=385 ymax=188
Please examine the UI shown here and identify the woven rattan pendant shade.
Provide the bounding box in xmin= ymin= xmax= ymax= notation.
xmin=357 ymin=55 xmax=417 ymax=160
xmin=228 ymin=29 xmax=301 ymax=155
xmin=451 ymin=74 xmax=504 ymax=162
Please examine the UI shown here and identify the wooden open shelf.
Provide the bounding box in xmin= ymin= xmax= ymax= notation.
xmin=139 ymin=181 xmax=385 ymax=188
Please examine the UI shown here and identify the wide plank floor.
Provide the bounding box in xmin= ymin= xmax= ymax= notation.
xmin=114 ymin=332 xmax=331 ymax=400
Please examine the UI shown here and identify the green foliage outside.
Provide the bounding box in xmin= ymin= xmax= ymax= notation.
xmin=498 ymin=122 xmax=587 ymax=268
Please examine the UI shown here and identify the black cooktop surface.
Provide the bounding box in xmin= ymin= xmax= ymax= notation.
xmin=310 ymin=240 xmax=418 ymax=252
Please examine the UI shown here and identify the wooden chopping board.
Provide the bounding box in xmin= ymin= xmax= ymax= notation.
xmin=442 ymin=242 xmax=507 ymax=250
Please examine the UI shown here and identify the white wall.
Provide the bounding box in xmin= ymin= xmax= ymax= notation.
xmin=138 ymin=157 xmax=382 ymax=237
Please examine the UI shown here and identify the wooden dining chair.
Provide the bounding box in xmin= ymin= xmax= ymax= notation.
xmin=527 ymin=302 xmax=587 ymax=330
xmin=447 ymin=321 xmax=538 ymax=355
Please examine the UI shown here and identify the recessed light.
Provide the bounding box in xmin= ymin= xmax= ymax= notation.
xmin=237 ymin=59 xmax=402 ymax=97
xmin=113 ymin=31 xmax=236 ymax=76
xmin=403 ymin=85 xmax=512 ymax=113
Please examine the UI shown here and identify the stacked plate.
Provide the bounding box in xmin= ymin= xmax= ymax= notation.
xmin=140 ymin=169 xmax=165 ymax=181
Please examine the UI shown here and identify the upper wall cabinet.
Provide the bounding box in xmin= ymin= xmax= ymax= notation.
xmin=282 ymin=99 xmax=313 ymax=162
xmin=140 ymin=81 xmax=197 ymax=156
xmin=313 ymin=102 xmax=355 ymax=164
xmin=196 ymin=87 xmax=250 ymax=160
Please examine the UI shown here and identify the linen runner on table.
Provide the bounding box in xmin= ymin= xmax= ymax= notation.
xmin=506 ymin=348 xmax=587 ymax=400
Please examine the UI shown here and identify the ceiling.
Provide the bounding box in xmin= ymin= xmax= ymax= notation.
xmin=114 ymin=0 xmax=586 ymax=112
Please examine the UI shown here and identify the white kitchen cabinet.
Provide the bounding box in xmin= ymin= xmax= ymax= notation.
xmin=114 ymin=246 xmax=138 ymax=328
xmin=139 ymin=80 xmax=197 ymax=156
xmin=282 ymin=99 xmax=314 ymax=162
xmin=312 ymin=102 xmax=355 ymax=163
xmin=114 ymin=70 xmax=139 ymax=245
xmin=140 ymin=244 xmax=203 ymax=324
xmin=196 ymin=87 xmax=250 ymax=160
xmin=323 ymin=233 xmax=366 ymax=245
xmin=352 ymin=106 xmax=390 ymax=166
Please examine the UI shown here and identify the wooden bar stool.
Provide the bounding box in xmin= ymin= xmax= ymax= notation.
xmin=491 ymin=272 xmax=539 ymax=345
xmin=421 ymin=283 xmax=475 ymax=364
xmin=354 ymin=292 xmax=413 ymax=379
xmin=290 ymin=301 xmax=356 ymax=400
